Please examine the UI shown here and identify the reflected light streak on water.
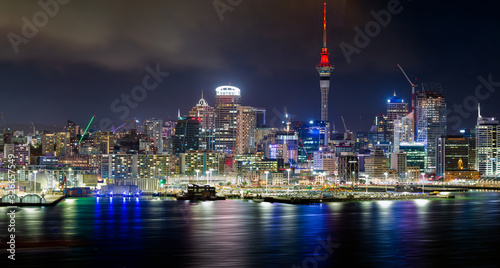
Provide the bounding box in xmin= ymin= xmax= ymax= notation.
xmin=0 ymin=192 xmax=499 ymax=267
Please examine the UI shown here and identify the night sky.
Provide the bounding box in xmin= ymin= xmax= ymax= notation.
xmin=1 ymin=0 xmax=499 ymax=133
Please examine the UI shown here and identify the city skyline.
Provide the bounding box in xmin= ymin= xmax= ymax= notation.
xmin=1 ymin=0 xmax=500 ymax=133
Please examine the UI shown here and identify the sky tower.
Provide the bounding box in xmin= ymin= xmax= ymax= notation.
xmin=316 ymin=2 xmax=334 ymax=123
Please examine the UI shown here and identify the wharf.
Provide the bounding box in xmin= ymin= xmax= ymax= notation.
xmin=260 ymin=193 xmax=451 ymax=205
xmin=0 ymin=194 xmax=65 ymax=207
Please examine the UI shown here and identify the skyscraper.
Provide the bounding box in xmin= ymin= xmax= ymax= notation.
xmin=316 ymin=3 xmax=334 ymax=123
xmin=214 ymin=85 xmax=241 ymax=154
xmin=144 ymin=118 xmax=164 ymax=154
xmin=436 ymin=135 xmax=469 ymax=176
xmin=94 ymin=131 xmax=115 ymax=154
xmin=387 ymin=92 xmax=409 ymax=134
xmin=476 ymin=104 xmax=499 ymax=176
xmin=393 ymin=111 xmax=414 ymax=153
xmin=189 ymin=92 xmax=216 ymax=151
xmin=55 ymin=132 xmax=71 ymax=156
xmin=236 ymin=106 xmax=258 ymax=155
xmin=416 ymin=84 xmax=447 ymax=172
xmin=365 ymin=149 xmax=389 ymax=180
xmin=173 ymin=117 xmax=201 ymax=156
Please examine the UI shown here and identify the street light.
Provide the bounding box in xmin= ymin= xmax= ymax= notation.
xmin=264 ymin=171 xmax=269 ymax=194
xmin=68 ymin=168 xmax=73 ymax=188
xmin=352 ymin=171 xmax=355 ymax=186
xmin=33 ymin=170 xmax=38 ymax=194
xmin=195 ymin=169 xmax=200 ymax=180
xmin=384 ymin=173 xmax=388 ymax=193
xmin=365 ymin=175 xmax=369 ymax=193
xmin=250 ymin=167 xmax=253 ymax=185
xmin=286 ymin=169 xmax=291 ymax=186
xmin=420 ymin=173 xmax=424 ymax=194
xmin=206 ymin=171 xmax=210 ymax=185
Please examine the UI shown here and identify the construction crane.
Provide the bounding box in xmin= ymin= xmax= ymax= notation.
xmin=298 ymin=137 xmax=312 ymax=161
xmin=397 ymin=64 xmax=418 ymax=140
xmin=397 ymin=64 xmax=418 ymax=113
xmin=123 ymin=117 xmax=138 ymax=132
xmin=341 ymin=116 xmax=349 ymax=133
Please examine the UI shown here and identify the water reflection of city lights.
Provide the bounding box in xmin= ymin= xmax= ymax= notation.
xmin=414 ymin=199 xmax=430 ymax=207
xmin=377 ymin=200 xmax=393 ymax=209
xmin=260 ymin=202 xmax=273 ymax=207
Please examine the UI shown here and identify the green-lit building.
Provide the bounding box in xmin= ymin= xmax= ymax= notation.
xmin=399 ymin=142 xmax=426 ymax=172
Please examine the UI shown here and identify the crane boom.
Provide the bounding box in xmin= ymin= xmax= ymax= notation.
xmin=397 ymin=64 xmax=413 ymax=86
xmin=341 ymin=116 xmax=348 ymax=132
xmin=397 ymin=64 xmax=418 ymax=141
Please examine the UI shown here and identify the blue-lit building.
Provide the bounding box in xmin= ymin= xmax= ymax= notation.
xmin=387 ymin=92 xmax=409 ymax=135
xmin=292 ymin=121 xmax=328 ymax=164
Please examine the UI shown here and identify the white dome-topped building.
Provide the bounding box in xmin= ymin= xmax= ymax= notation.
xmin=189 ymin=91 xmax=216 ymax=150
xmin=214 ymin=85 xmax=241 ymax=154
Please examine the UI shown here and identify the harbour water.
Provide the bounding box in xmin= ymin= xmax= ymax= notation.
xmin=1 ymin=191 xmax=499 ymax=267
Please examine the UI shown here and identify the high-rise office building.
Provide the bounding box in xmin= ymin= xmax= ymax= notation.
xmin=292 ymin=121 xmax=328 ymax=164
xmin=100 ymin=154 xmax=138 ymax=179
xmin=189 ymin=93 xmax=216 ymax=151
xmin=476 ymin=105 xmax=499 ymax=176
xmin=179 ymin=150 xmax=223 ymax=175
xmin=173 ymin=117 xmax=201 ymax=156
xmin=374 ymin=114 xmax=388 ymax=133
xmin=55 ymin=132 xmax=71 ymax=157
xmin=3 ymin=144 xmax=30 ymax=166
xmin=461 ymin=128 xmax=477 ymax=170
xmin=67 ymin=120 xmax=80 ymax=137
xmin=436 ymin=135 xmax=469 ymax=176
xmin=387 ymin=92 xmax=409 ymax=134
xmin=255 ymin=108 xmax=266 ymax=128
xmin=337 ymin=152 xmax=358 ymax=183
xmin=365 ymin=149 xmax=389 ymax=179
xmin=399 ymin=142 xmax=426 ymax=172
xmin=390 ymin=152 xmax=407 ymax=178
xmin=94 ymin=131 xmax=115 ymax=154
xmin=138 ymin=154 xmax=171 ymax=179
xmin=236 ymin=106 xmax=258 ymax=155
xmin=316 ymin=3 xmax=334 ymax=123
xmin=416 ymin=84 xmax=447 ymax=172
xmin=313 ymin=147 xmax=336 ymax=175
xmin=144 ymin=118 xmax=164 ymax=154
xmin=393 ymin=112 xmax=414 ymax=153
xmin=41 ymin=133 xmax=55 ymax=156
xmin=214 ymin=85 xmax=241 ymax=154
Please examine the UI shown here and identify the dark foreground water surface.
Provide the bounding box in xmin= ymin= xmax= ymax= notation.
xmin=1 ymin=191 xmax=500 ymax=267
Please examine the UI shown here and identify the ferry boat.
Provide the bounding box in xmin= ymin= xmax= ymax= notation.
xmin=176 ymin=184 xmax=220 ymax=201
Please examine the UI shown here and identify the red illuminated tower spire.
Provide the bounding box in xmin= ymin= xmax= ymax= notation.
xmin=316 ymin=2 xmax=334 ymax=122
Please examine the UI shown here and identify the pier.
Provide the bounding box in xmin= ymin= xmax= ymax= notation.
xmin=0 ymin=194 xmax=65 ymax=207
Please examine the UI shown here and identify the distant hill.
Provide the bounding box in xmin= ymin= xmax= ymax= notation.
xmin=4 ymin=123 xmax=65 ymax=134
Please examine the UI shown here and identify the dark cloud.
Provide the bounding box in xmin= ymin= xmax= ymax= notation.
xmin=0 ymin=0 xmax=499 ymax=132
